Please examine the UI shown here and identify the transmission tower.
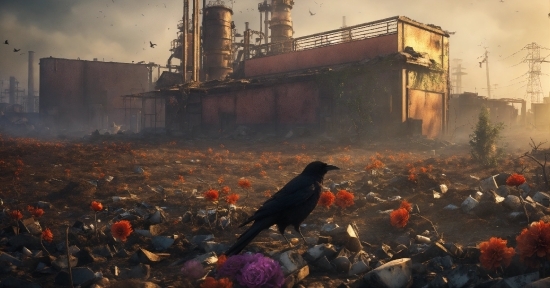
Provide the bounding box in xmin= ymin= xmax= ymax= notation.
xmin=451 ymin=59 xmax=467 ymax=94
xmin=479 ymin=48 xmax=491 ymax=99
xmin=526 ymin=42 xmax=544 ymax=103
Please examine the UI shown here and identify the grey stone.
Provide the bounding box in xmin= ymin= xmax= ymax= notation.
xmin=349 ymin=260 xmax=370 ymax=276
xmin=123 ymin=264 xmax=151 ymax=280
xmin=461 ymin=195 xmax=479 ymax=213
xmin=191 ymin=234 xmax=214 ymax=246
xmin=151 ymin=236 xmax=175 ymax=251
xmin=52 ymin=255 xmax=78 ymax=270
xmin=148 ymin=210 xmax=162 ymax=224
xmin=0 ymin=252 xmax=22 ymax=266
xmin=314 ymin=256 xmax=334 ymax=271
xmin=72 ymin=267 xmax=96 ymax=286
xmin=525 ymin=276 xmax=550 ymax=288
xmin=94 ymin=244 xmax=113 ymax=258
xmin=304 ymin=244 xmax=337 ymax=263
xmin=443 ymin=204 xmax=459 ymax=210
xmin=533 ymin=192 xmax=550 ymax=207
xmin=134 ymin=229 xmax=153 ymax=237
xmin=480 ymin=176 xmax=498 ymax=191
xmin=37 ymin=201 xmax=52 ymax=209
xmin=362 ymin=258 xmax=412 ymax=288
xmin=8 ymin=234 xmax=41 ymax=250
xmin=447 ymin=265 xmax=477 ymax=288
xmin=503 ymin=195 xmax=522 ymax=211
xmin=500 ymin=271 xmax=539 ymax=288
xmin=332 ymin=256 xmax=351 ymax=273
xmin=519 ymin=182 xmax=531 ymax=194
xmin=497 ymin=185 xmax=510 ymax=197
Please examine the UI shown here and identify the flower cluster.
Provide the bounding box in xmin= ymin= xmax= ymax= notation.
xmin=9 ymin=209 xmax=22 ymax=221
xmin=226 ymin=194 xmax=240 ymax=205
xmin=204 ymin=189 xmax=220 ymax=202
xmin=479 ymin=237 xmax=515 ymax=271
xmin=42 ymin=228 xmax=54 ymax=243
xmin=516 ymin=220 xmax=550 ymax=268
xmin=390 ymin=200 xmax=412 ymax=228
xmin=218 ymin=253 xmax=284 ymax=288
xmin=238 ymin=178 xmax=251 ymax=189
xmin=506 ymin=173 xmax=526 ymax=187
xmin=90 ymin=201 xmax=103 ymax=212
xmin=335 ymin=190 xmax=354 ymax=209
xmin=318 ymin=191 xmax=336 ymax=209
xmin=27 ymin=205 xmax=44 ymax=218
xmin=111 ymin=220 xmax=133 ymax=242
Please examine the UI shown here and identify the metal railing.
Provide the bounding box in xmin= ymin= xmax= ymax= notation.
xmin=249 ymin=16 xmax=399 ymax=59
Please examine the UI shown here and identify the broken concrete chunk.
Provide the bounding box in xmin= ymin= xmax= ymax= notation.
xmin=278 ymin=250 xmax=308 ymax=275
xmin=0 ymin=252 xmax=23 ymax=266
xmin=131 ymin=248 xmax=161 ymax=264
xmin=349 ymin=260 xmax=370 ymax=276
xmin=362 ymin=258 xmax=412 ymax=288
xmin=503 ymin=195 xmax=522 ymax=211
xmin=480 ymin=176 xmax=498 ymax=191
xmin=331 ymin=256 xmax=351 ymax=273
xmin=502 ymin=271 xmax=539 ymax=288
xmin=532 ymin=192 xmax=550 ymax=207
xmin=496 ymin=185 xmax=510 ymax=197
xmin=52 ymin=255 xmax=78 ymax=270
xmin=443 ymin=204 xmax=459 ymax=210
xmin=519 ymin=182 xmax=531 ymax=194
xmin=192 ymin=252 xmax=218 ymax=265
xmin=439 ymin=184 xmax=448 ymax=194
xmin=313 ymin=255 xmax=334 ymax=271
xmin=461 ymin=195 xmax=479 ymax=213
xmin=151 ymin=236 xmax=175 ymax=251
xmin=191 ymin=234 xmax=214 ymax=246
xmin=304 ymin=244 xmax=337 ymax=263
xmin=447 ymin=265 xmax=477 ymax=288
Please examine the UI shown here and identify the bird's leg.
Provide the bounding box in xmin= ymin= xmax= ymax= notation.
xmin=282 ymin=233 xmax=292 ymax=247
xmin=295 ymin=226 xmax=308 ymax=244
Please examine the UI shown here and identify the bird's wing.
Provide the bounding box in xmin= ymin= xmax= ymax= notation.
xmin=241 ymin=175 xmax=317 ymax=225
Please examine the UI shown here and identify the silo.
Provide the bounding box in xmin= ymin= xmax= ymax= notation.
xmin=270 ymin=0 xmax=293 ymax=52
xmin=203 ymin=1 xmax=233 ymax=80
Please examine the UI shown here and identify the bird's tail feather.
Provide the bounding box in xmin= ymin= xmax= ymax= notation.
xmin=225 ymin=218 xmax=271 ymax=256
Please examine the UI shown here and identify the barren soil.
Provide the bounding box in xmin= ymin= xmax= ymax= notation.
xmin=0 ymin=131 xmax=545 ymax=287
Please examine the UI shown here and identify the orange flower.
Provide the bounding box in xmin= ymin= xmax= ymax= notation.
xmin=479 ymin=237 xmax=515 ymax=271
xmin=27 ymin=205 xmax=36 ymax=212
xmin=335 ymin=190 xmax=354 ymax=209
xmin=408 ymin=173 xmax=417 ymax=183
xmin=221 ymin=186 xmax=231 ymax=194
xmin=318 ymin=191 xmax=336 ymax=209
xmin=506 ymin=173 xmax=526 ymax=187
xmin=204 ymin=189 xmax=219 ymax=202
xmin=400 ymin=200 xmax=412 ymax=212
xmin=516 ymin=220 xmax=550 ymax=267
xmin=90 ymin=201 xmax=103 ymax=212
xmin=238 ymin=178 xmax=251 ymax=189
xmin=31 ymin=208 xmax=44 ymax=218
xmin=217 ymin=254 xmax=227 ymax=270
xmin=9 ymin=210 xmax=22 ymax=220
xmin=365 ymin=159 xmax=384 ymax=170
xmin=390 ymin=208 xmax=410 ymax=228
xmin=226 ymin=194 xmax=240 ymax=205
xmin=200 ymin=277 xmax=233 ymax=288
xmin=42 ymin=228 xmax=53 ymax=243
xmin=111 ymin=220 xmax=133 ymax=242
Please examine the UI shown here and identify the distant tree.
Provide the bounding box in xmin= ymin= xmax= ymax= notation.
xmin=469 ymin=106 xmax=504 ymax=167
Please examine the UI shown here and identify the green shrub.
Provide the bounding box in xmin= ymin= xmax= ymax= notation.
xmin=469 ymin=106 xmax=504 ymax=167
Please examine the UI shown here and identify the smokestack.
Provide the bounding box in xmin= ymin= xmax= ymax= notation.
xmin=9 ymin=76 xmax=15 ymax=104
xmin=192 ymin=0 xmax=200 ymax=82
xmin=183 ymin=0 xmax=189 ymax=83
xmin=28 ymin=51 xmax=35 ymax=112
xmin=270 ymin=0 xmax=294 ymax=52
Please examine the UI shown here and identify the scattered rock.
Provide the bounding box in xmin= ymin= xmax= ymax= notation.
xmin=349 ymin=260 xmax=370 ymax=276
xmin=131 ymin=248 xmax=163 ymax=264
xmin=503 ymin=195 xmax=522 ymax=211
xmin=52 ymin=255 xmax=78 ymax=270
xmin=480 ymin=176 xmax=498 ymax=191
xmin=151 ymin=236 xmax=175 ymax=251
xmin=362 ymin=258 xmax=412 ymax=288
xmin=278 ymin=250 xmax=308 ymax=275
xmin=447 ymin=265 xmax=477 ymax=287
xmin=122 ymin=263 xmax=151 ymax=280
xmin=461 ymin=195 xmax=479 ymax=213
xmin=532 ymin=192 xmax=550 ymax=207
xmin=332 ymin=256 xmax=351 ymax=273
xmin=0 ymin=252 xmax=22 ymax=266
xmin=501 ymin=271 xmax=539 ymax=288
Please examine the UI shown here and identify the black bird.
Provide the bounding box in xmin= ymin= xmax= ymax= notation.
xmin=149 ymin=41 xmax=156 ymax=48
xmin=309 ymin=9 xmax=316 ymax=16
xmin=225 ymin=161 xmax=339 ymax=256
xmin=13 ymin=48 xmax=20 ymax=52
xmin=4 ymin=40 xmax=8 ymax=44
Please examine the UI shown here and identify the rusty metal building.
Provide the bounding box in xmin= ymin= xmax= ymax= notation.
xmin=39 ymin=58 xmax=155 ymax=131
xmin=165 ymin=16 xmax=450 ymax=139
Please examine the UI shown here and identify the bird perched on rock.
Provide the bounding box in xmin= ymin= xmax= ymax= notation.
xmin=225 ymin=161 xmax=339 ymax=256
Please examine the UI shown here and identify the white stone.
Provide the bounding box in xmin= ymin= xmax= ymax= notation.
xmin=363 ymin=258 xmax=412 ymax=288
xmin=439 ymin=184 xmax=448 ymax=194
xmin=278 ymin=250 xmax=307 ymax=275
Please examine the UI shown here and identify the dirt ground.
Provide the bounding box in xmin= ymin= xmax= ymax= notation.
xmin=0 ymin=130 xmax=547 ymax=287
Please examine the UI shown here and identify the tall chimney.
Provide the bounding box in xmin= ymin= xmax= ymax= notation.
xmin=192 ymin=0 xmax=200 ymax=82
xmin=28 ymin=51 xmax=35 ymax=112
xmin=9 ymin=76 xmax=16 ymax=104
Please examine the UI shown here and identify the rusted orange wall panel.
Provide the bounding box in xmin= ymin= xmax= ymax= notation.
xmin=201 ymin=81 xmax=319 ymax=126
xmin=202 ymin=94 xmax=235 ymax=125
xmin=276 ymin=82 xmax=318 ymax=124
xmin=408 ymin=89 xmax=443 ymax=139
xmin=244 ymin=34 xmax=398 ymax=77
xmin=236 ymin=89 xmax=275 ymax=123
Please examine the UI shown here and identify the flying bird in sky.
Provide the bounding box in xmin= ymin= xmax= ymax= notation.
xmin=4 ymin=40 xmax=8 ymax=45
xmin=149 ymin=41 xmax=157 ymax=48
xmin=13 ymin=48 xmax=20 ymax=52
xmin=309 ymin=9 xmax=316 ymax=16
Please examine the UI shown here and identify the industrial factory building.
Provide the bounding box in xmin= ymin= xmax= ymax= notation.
xmin=39 ymin=58 xmax=159 ymax=131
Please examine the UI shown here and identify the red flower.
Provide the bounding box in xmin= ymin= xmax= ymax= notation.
xmin=42 ymin=228 xmax=53 ymax=243
xmin=506 ymin=173 xmax=526 ymax=187
xmin=90 ymin=201 xmax=103 ymax=212
xmin=516 ymin=220 xmax=550 ymax=267
xmin=221 ymin=186 xmax=231 ymax=194
xmin=335 ymin=190 xmax=354 ymax=209
xmin=31 ymin=208 xmax=44 ymax=218
xmin=201 ymin=277 xmax=233 ymax=288
xmin=111 ymin=220 xmax=133 ymax=242
xmin=318 ymin=191 xmax=335 ymax=209
xmin=27 ymin=205 xmax=36 ymax=212
xmin=390 ymin=208 xmax=410 ymax=228
xmin=9 ymin=210 xmax=22 ymax=220
xmin=400 ymin=200 xmax=412 ymax=212
xmin=238 ymin=178 xmax=251 ymax=189
xmin=479 ymin=237 xmax=515 ymax=271
xmin=217 ymin=254 xmax=227 ymax=270
xmin=226 ymin=194 xmax=240 ymax=205
xmin=204 ymin=189 xmax=219 ymax=202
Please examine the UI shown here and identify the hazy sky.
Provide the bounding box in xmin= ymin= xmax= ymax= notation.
xmin=1 ymin=0 xmax=549 ymax=103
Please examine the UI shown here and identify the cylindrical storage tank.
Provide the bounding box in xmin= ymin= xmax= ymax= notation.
xmin=203 ymin=2 xmax=233 ymax=81
xmin=270 ymin=0 xmax=293 ymax=52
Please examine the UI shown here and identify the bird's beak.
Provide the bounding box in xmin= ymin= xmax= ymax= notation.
xmin=326 ymin=165 xmax=340 ymax=171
